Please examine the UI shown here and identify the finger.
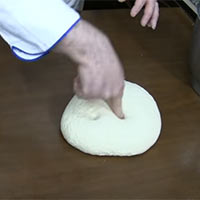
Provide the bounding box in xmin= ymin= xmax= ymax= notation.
xmin=131 ymin=0 xmax=145 ymax=17
xmin=106 ymin=96 xmax=125 ymax=119
xmin=77 ymin=66 xmax=92 ymax=99
xmin=106 ymin=85 xmax=125 ymax=119
xmin=141 ymin=1 xmax=156 ymax=27
xmin=150 ymin=2 xmax=159 ymax=30
xmin=147 ymin=22 xmax=152 ymax=28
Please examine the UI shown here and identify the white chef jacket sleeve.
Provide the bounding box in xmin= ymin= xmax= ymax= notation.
xmin=0 ymin=0 xmax=80 ymax=61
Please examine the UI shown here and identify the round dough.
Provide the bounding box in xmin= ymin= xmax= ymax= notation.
xmin=61 ymin=81 xmax=162 ymax=156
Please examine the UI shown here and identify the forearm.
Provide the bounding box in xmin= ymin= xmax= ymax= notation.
xmin=54 ymin=20 xmax=120 ymax=67
xmin=55 ymin=19 xmax=125 ymax=118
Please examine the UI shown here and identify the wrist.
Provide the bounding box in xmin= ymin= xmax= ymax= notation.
xmin=54 ymin=20 xmax=108 ymax=65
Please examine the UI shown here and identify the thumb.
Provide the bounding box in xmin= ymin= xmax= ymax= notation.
xmin=106 ymin=96 xmax=125 ymax=119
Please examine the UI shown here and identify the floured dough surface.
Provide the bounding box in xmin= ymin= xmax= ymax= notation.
xmin=61 ymin=81 xmax=162 ymax=156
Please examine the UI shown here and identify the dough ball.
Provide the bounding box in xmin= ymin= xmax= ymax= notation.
xmin=61 ymin=81 xmax=162 ymax=156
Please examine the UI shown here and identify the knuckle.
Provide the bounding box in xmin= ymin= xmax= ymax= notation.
xmin=144 ymin=10 xmax=152 ymax=18
xmin=145 ymin=4 xmax=153 ymax=12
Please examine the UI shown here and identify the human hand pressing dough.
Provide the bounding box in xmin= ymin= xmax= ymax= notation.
xmin=119 ymin=0 xmax=159 ymax=29
xmin=54 ymin=20 xmax=125 ymax=118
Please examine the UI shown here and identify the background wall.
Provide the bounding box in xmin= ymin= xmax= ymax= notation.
xmin=83 ymin=0 xmax=196 ymax=21
xmin=83 ymin=0 xmax=180 ymax=10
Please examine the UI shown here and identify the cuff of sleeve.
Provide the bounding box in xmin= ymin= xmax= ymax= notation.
xmin=0 ymin=0 xmax=81 ymax=61
xmin=11 ymin=18 xmax=81 ymax=62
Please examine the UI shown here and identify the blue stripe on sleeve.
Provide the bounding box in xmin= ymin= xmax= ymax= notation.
xmin=11 ymin=18 xmax=81 ymax=62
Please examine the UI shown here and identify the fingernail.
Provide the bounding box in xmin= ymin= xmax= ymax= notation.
xmin=120 ymin=114 xmax=125 ymax=119
xmin=131 ymin=12 xmax=136 ymax=17
xmin=117 ymin=113 xmax=125 ymax=119
xmin=141 ymin=22 xmax=146 ymax=27
xmin=141 ymin=19 xmax=147 ymax=27
xmin=117 ymin=109 xmax=125 ymax=119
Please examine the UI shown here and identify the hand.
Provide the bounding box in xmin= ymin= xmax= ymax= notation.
xmin=54 ymin=20 xmax=125 ymax=119
xmin=119 ymin=0 xmax=159 ymax=29
xmin=74 ymin=75 xmax=124 ymax=119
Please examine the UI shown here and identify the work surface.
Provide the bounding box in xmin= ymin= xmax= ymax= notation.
xmin=0 ymin=8 xmax=200 ymax=199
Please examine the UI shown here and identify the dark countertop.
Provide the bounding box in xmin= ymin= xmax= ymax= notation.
xmin=0 ymin=8 xmax=200 ymax=199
